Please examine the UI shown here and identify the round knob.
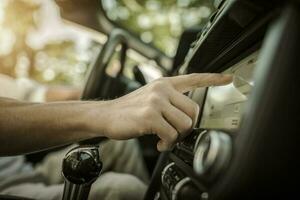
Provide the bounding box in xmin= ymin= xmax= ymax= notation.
xmin=172 ymin=177 xmax=203 ymax=200
xmin=62 ymin=146 xmax=102 ymax=185
xmin=193 ymin=130 xmax=231 ymax=180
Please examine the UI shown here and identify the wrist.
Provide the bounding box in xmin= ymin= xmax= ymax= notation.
xmin=83 ymin=100 xmax=113 ymax=137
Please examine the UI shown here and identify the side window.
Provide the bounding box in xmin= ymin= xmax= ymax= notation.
xmin=0 ymin=0 xmax=105 ymax=87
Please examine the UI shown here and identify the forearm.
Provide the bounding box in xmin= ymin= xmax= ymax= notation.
xmin=0 ymin=98 xmax=108 ymax=156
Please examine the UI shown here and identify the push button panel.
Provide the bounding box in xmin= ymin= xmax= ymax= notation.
xmin=161 ymin=162 xmax=205 ymax=200
xmin=157 ymin=128 xmax=232 ymax=200
xmin=173 ymin=129 xmax=232 ymax=182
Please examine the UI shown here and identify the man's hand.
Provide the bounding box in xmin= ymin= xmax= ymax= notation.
xmin=0 ymin=73 xmax=232 ymax=155
xmin=92 ymin=73 xmax=232 ymax=151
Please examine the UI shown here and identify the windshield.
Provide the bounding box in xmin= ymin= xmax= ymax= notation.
xmin=101 ymin=0 xmax=216 ymax=57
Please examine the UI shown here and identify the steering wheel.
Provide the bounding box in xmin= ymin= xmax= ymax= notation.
xmin=81 ymin=29 xmax=141 ymax=101
xmin=79 ymin=29 xmax=145 ymax=145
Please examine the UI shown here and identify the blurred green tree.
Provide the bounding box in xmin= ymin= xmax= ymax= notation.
xmin=102 ymin=0 xmax=214 ymax=56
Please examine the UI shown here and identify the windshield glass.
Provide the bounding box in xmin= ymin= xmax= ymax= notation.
xmin=101 ymin=0 xmax=216 ymax=57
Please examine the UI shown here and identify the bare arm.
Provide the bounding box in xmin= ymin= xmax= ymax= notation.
xmin=0 ymin=73 xmax=232 ymax=156
xmin=0 ymin=98 xmax=109 ymax=156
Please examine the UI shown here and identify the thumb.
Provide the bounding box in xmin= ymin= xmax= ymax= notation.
xmin=168 ymin=73 xmax=233 ymax=93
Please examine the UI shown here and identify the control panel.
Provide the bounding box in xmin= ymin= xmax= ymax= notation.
xmin=151 ymin=51 xmax=259 ymax=200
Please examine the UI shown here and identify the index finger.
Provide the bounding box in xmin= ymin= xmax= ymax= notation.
xmin=168 ymin=73 xmax=233 ymax=93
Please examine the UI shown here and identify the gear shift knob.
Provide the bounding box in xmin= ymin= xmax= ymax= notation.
xmin=62 ymin=145 xmax=102 ymax=200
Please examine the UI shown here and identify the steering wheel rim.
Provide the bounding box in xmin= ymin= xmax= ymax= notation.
xmin=81 ymin=29 xmax=128 ymax=100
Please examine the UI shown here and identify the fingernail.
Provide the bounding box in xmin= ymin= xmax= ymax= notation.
xmin=221 ymin=74 xmax=233 ymax=78
xmin=221 ymin=74 xmax=233 ymax=82
xmin=157 ymin=141 xmax=164 ymax=152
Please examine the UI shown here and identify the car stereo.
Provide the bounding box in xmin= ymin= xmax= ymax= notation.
xmin=149 ymin=44 xmax=260 ymax=197
xmin=170 ymin=50 xmax=261 ymax=170
xmin=161 ymin=51 xmax=260 ymax=200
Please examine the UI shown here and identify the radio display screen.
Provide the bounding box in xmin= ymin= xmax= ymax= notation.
xmin=199 ymin=52 xmax=259 ymax=131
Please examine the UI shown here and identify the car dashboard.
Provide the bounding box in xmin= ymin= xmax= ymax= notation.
xmin=144 ymin=0 xmax=300 ymax=199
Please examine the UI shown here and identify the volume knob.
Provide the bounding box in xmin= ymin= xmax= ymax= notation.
xmin=193 ymin=130 xmax=231 ymax=180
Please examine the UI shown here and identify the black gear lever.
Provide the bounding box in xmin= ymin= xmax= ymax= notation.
xmin=61 ymin=145 xmax=102 ymax=200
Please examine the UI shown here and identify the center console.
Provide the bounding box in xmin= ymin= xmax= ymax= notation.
xmin=156 ymin=50 xmax=258 ymax=200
